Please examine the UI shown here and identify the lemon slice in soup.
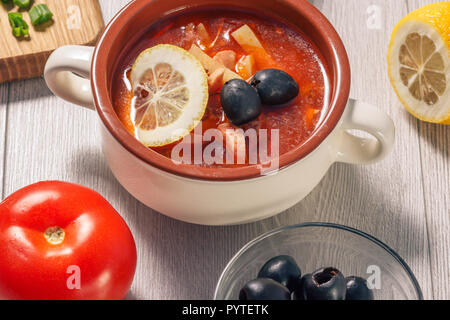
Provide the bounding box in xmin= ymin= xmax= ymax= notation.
xmin=130 ymin=44 xmax=208 ymax=147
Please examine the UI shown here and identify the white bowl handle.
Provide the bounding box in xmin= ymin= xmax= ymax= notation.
xmin=336 ymin=99 xmax=395 ymax=164
xmin=44 ymin=45 xmax=95 ymax=110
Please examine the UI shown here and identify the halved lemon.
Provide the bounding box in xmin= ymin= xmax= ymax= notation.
xmin=130 ymin=44 xmax=208 ymax=146
xmin=387 ymin=2 xmax=450 ymax=124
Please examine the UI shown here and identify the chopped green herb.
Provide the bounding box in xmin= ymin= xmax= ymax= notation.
xmin=13 ymin=0 xmax=30 ymax=9
xmin=29 ymin=4 xmax=53 ymax=26
xmin=8 ymin=12 xmax=29 ymax=37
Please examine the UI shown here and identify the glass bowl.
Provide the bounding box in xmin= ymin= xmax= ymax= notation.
xmin=214 ymin=222 xmax=422 ymax=300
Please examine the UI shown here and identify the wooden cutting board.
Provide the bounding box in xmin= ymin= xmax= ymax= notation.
xmin=0 ymin=0 xmax=104 ymax=83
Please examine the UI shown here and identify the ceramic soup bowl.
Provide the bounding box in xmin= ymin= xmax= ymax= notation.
xmin=44 ymin=0 xmax=395 ymax=225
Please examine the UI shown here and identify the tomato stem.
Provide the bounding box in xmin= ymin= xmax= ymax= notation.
xmin=44 ymin=226 xmax=65 ymax=245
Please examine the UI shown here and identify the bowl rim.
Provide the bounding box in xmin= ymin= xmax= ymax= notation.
xmin=91 ymin=0 xmax=351 ymax=181
xmin=214 ymin=222 xmax=424 ymax=300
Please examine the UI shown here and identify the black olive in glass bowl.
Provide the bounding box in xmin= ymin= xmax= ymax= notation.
xmin=239 ymin=278 xmax=291 ymax=300
xmin=295 ymin=267 xmax=347 ymax=300
xmin=292 ymin=273 xmax=308 ymax=300
xmin=250 ymin=69 xmax=299 ymax=106
xmin=220 ymin=79 xmax=262 ymax=126
xmin=257 ymin=255 xmax=302 ymax=292
xmin=345 ymin=276 xmax=374 ymax=300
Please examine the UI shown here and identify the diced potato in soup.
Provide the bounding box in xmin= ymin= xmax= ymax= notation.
xmin=208 ymin=68 xmax=226 ymax=93
xmin=236 ymin=55 xmax=256 ymax=80
xmin=231 ymin=24 xmax=265 ymax=49
xmin=231 ymin=24 xmax=278 ymax=69
xmin=196 ymin=23 xmax=211 ymax=48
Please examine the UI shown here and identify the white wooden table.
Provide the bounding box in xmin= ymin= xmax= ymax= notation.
xmin=0 ymin=0 xmax=448 ymax=300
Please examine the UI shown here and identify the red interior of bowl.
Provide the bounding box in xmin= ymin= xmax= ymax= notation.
xmin=92 ymin=0 xmax=350 ymax=181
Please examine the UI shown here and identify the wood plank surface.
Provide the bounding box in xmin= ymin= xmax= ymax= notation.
xmin=0 ymin=0 xmax=104 ymax=83
xmin=305 ymin=0 xmax=434 ymax=299
xmin=0 ymin=83 xmax=7 ymax=198
xmin=406 ymin=0 xmax=450 ymax=301
xmin=0 ymin=0 xmax=447 ymax=300
xmin=256 ymin=0 xmax=434 ymax=299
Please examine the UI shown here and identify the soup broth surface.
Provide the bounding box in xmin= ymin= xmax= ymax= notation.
xmin=112 ymin=9 xmax=330 ymax=167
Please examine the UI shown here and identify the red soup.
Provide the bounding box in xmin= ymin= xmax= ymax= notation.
xmin=112 ymin=8 xmax=330 ymax=168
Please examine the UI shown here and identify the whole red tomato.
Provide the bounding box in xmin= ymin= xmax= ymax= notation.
xmin=0 ymin=181 xmax=137 ymax=300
